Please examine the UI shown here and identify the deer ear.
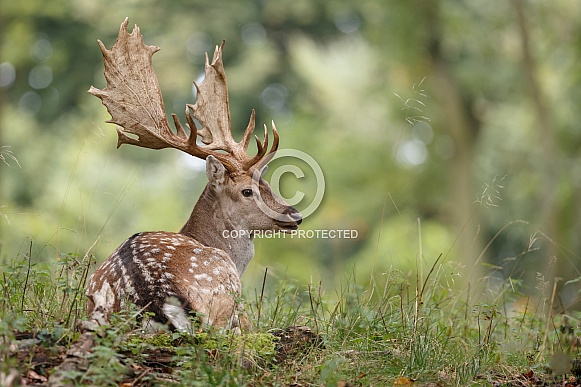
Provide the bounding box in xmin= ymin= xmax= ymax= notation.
xmin=206 ymin=155 xmax=227 ymax=191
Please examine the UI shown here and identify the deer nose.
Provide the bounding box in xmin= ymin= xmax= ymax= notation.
xmin=294 ymin=213 xmax=303 ymax=225
xmin=286 ymin=207 xmax=302 ymax=225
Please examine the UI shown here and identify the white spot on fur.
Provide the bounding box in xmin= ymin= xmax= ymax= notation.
xmin=194 ymin=273 xmax=212 ymax=282
xmin=121 ymin=264 xmax=128 ymax=278
xmin=124 ymin=281 xmax=135 ymax=295
xmin=133 ymin=256 xmax=154 ymax=283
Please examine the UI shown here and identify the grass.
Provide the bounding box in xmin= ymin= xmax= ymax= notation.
xmin=2 ymin=238 xmax=581 ymax=386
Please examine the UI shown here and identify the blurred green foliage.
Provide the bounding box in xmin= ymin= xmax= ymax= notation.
xmin=1 ymin=0 xmax=580 ymax=301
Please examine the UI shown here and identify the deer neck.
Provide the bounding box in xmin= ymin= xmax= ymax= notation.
xmin=179 ymin=185 xmax=254 ymax=277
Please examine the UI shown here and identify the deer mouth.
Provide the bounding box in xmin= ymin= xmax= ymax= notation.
xmin=275 ymin=220 xmax=300 ymax=232
xmin=274 ymin=208 xmax=302 ymax=231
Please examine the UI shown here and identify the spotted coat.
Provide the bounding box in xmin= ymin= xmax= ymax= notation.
xmin=86 ymin=231 xmax=243 ymax=330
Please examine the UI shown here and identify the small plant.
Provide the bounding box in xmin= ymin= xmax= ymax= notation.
xmin=475 ymin=175 xmax=506 ymax=208
xmin=0 ymin=242 xmax=93 ymax=333
xmin=394 ymin=77 xmax=430 ymax=127
xmin=0 ymin=145 xmax=20 ymax=168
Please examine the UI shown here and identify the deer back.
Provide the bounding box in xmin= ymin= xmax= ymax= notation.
xmin=87 ymin=231 xmax=244 ymax=330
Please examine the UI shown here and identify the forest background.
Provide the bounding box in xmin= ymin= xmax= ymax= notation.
xmin=1 ymin=0 xmax=580 ymax=308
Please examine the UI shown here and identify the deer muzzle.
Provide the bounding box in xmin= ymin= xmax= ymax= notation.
xmin=275 ymin=207 xmax=302 ymax=230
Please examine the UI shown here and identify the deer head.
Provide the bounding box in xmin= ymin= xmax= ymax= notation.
xmin=88 ymin=18 xmax=302 ymax=258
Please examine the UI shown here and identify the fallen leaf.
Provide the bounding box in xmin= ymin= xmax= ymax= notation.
xmin=394 ymin=376 xmax=414 ymax=385
xmin=28 ymin=369 xmax=48 ymax=383
xmin=523 ymin=369 xmax=534 ymax=379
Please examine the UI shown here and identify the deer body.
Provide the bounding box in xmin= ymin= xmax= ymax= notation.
xmin=87 ymin=231 xmax=242 ymax=330
xmin=86 ymin=19 xmax=301 ymax=331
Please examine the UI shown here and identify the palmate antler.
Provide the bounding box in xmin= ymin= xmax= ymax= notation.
xmin=88 ymin=17 xmax=278 ymax=173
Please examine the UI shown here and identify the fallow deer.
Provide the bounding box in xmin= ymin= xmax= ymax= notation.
xmin=85 ymin=18 xmax=302 ymax=332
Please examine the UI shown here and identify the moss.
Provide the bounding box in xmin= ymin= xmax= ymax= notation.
xmin=143 ymin=333 xmax=176 ymax=349
xmin=125 ymin=331 xmax=278 ymax=358
xmin=231 ymin=333 xmax=278 ymax=356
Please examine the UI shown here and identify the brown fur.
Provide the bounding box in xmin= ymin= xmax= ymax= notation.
xmin=86 ymin=159 xmax=301 ymax=331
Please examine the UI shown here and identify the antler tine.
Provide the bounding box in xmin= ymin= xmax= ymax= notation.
xmin=185 ymin=106 xmax=199 ymax=147
xmin=239 ymin=109 xmax=256 ymax=152
xmin=211 ymin=41 xmax=225 ymax=66
xmin=255 ymin=121 xmax=280 ymax=170
xmin=242 ymin=124 xmax=268 ymax=170
xmin=259 ymin=124 xmax=270 ymax=158
xmin=171 ymin=114 xmax=188 ymax=140
xmin=269 ymin=121 xmax=280 ymax=156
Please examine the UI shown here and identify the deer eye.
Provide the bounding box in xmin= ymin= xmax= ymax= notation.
xmin=241 ymin=189 xmax=253 ymax=197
